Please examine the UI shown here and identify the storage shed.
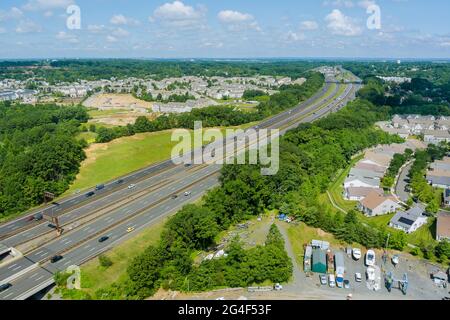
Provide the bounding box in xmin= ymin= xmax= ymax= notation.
xmin=311 ymin=249 xmax=327 ymax=274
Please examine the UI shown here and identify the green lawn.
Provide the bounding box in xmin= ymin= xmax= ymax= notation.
xmin=66 ymin=123 xmax=258 ymax=195
xmin=286 ymin=222 xmax=348 ymax=268
xmin=87 ymin=108 xmax=130 ymax=118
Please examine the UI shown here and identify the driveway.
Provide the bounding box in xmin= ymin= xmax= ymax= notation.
xmin=395 ymin=162 xmax=413 ymax=203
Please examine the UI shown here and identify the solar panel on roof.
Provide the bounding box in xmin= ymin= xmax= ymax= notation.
xmin=398 ymin=217 xmax=414 ymax=226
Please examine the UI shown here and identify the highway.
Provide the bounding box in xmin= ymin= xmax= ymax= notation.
xmin=0 ymin=81 xmax=336 ymax=241
xmin=0 ymin=77 xmax=361 ymax=300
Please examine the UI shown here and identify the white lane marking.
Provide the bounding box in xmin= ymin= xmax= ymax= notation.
xmin=35 ymin=275 xmax=44 ymax=282
xmin=2 ymin=292 xmax=13 ymax=298
xmin=7 ymin=263 xmax=17 ymax=269
xmin=89 ymin=247 xmax=96 ymax=252
xmin=12 ymin=265 xmax=22 ymax=271
xmin=29 ymin=273 xmax=39 ymax=279
xmin=40 ymin=251 xmax=49 ymax=257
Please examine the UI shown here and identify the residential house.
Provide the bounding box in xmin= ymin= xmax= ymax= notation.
xmin=344 ymin=187 xmax=384 ymax=201
xmin=344 ymin=176 xmax=380 ymax=189
xmin=358 ymin=191 xmax=400 ymax=217
xmin=424 ymin=130 xmax=450 ymax=145
xmin=443 ymin=189 xmax=450 ymax=208
xmin=354 ymin=162 xmax=386 ymax=174
xmin=389 ymin=205 xmax=428 ymax=234
xmin=436 ymin=211 xmax=450 ymax=241
xmin=426 ymin=175 xmax=450 ymax=189
xmin=348 ymin=168 xmax=384 ymax=180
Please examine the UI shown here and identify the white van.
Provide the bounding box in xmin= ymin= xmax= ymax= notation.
xmin=328 ymin=274 xmax=336 ymax=288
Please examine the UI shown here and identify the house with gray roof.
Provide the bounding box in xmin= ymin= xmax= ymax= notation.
xmin=348 ymin=168 xmax=384 ymax=180
xmin=389 ymin=205 xmax=428 ymax=234
xmin=427 ymin=175 xmax=450 ymax=189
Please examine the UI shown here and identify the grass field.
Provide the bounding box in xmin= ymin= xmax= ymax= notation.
xmin=286 ymin=222 xmax=348 ymax=268
xmin=66 ymin=123 xmax=258 ymax=195
xmin=80 ymin=217 xmax=167 ymax=296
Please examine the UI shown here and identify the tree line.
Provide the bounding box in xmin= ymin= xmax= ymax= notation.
xmin=0 ymin=103 xmax=88 ymax=219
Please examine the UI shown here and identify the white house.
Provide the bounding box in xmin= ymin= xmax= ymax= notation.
xmin=358 ymin=191 xmax=400 ymax=217
xmin=389 ymin=205 xmax=428 ymax=234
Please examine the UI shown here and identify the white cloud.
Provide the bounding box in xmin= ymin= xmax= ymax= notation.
xmin=357 ymin=0 xmax=376 ymax=9
xmin=23 ymin=0 xmax=74 ymax=11
xmin=325 ymin=9 xmax=362 ymax=36
xmin=284 ymin=31 xmax=305 ymax=42
xmin=111 ymin=27 xmax=130 ymax=37
xmin=217 ymin=10 xmax=253 ymax=23
xmin=110 ymin=14 xmax=140 ymax=26
xmin=217 ymin=10 xmax=260 ymax=32
xmin=56 ymin=31 xmax=78 ymax=43
xmin=87 ymin=24 xmax=106 ymax=33
xmin=323 ymin=0 xmax=355 ymax=8
xmin=151 ymin=1 xmax=205 ymax=27
xmin=106 ymin=35 xmax=117 ymax=43
xmin=300 ymin=20 xmax=319 ymax=31
xmin=15 ymin=19 xmax=43 ymax=33
xmin=0 ymin=7 xmax=24 ymax=21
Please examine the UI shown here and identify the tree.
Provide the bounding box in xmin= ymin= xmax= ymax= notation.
xmin=99 ymin=255 xmax=113 ymax=268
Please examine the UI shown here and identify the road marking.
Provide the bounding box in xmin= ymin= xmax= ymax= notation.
xmin=29 ymin=273 xmax=39 ymax=279
xmin=7 ymin=263 xmax=17 ymax=269
xmin=89 ymin=247 xmax=96 ymax=252
xmin=40 ymin=252 xmax=49 ymax=257
xmin=12 ymin=265 xmax=23 ymax=271
xmin=2 ymin=292 xmax=13 ymax=298
xmin=35 ymin=275 xmax=44 ymax=282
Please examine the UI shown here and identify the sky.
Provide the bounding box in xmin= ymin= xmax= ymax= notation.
xmin=0 ymin=0 xmax=449 ymax=59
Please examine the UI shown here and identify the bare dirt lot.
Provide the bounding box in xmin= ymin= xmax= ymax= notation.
xmin=83 ymin=93 xmax=154 ymax=126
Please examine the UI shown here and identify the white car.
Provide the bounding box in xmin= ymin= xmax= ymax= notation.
xmin=352 ymin=248 xmax=362 ymax=260
xmin=128 ymin=184 xmax=136 ymax=189
xmin=274 ymin=283 xmax=283 ymax=291
xmin=184 ymin=191 xmax=191 ymax=196
xmin=355 ymin=273 xmax=362 ymax=282
xmin=365 ymin=250 xmax=376 ymax=266
xmin=328 ymin=274 xmax=336 ymax=288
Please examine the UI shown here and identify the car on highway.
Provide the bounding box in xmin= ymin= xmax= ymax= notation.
xmin=128 ymin=184 xmax=136 ymax=190
xmin=27 ymin=213 xmax=43 ymax=222
xmin=98 ymin=236 xmax=109 ymax=243
xmin=48 ymin=223 xmax=57 ymax=229
xmin=365 ymin=250 xmax=376 ymax=266
xmin=184 ymin=163 xmax=192 ymax=167
xmin=319 ymin=274 xmax=327 ymax=285
xmin=355 ymin=273 xmax=362 ymax=282
xmin=184 ymin=191 xmax=191 ymax=196
xmin=95 ymin=184 xmax=105 ymax=191
xmin=50 ymin=255 xmax=63 ymax=263
xmin=171 ymin=194 xmax=178 ymax=199
xmin=0 ymin=283 xmax=12 ymax=292
xmin=116 ymin=179 xmax=124 ymax=184
xmin=86 ymin=191 xmax=95 ymax=197
xmin=352 ymin=248 xmax=362 ymax=260
xmin=126 ymin=227 xmax=135 ymax=233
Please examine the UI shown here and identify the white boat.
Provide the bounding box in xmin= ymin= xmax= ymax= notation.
xmin=392 ymin=255 xmax=399 ymax=266
xmin=365 ymin=250 xmax=376 ymax=266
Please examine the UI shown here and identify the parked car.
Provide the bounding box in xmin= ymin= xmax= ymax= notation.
xmin=0 ymin=283 xmax=12 ymax=293
xmin=355 ymin=273 xmax=362 ymax=282
xmin=344 ymin=280 xmax=350 ymax=289
xmin=365 ymin=250 xmax=376 ymax=266
xmin=50 ymin=255 xmax=63 ymax=263
xmin=328 ymin=274 xmax=336 ymax=288
xmin=98 ymin=236 xmax=109 ymax=243
xmin=127 ymin=184 xmax=136 ymax=190
xmin=352 ymin=248 xmax=362 ymax=260
xmin=274 ymin=283 xmax=283 ymax=291
xmin=319 ymin=274 xmax=328 ymax=285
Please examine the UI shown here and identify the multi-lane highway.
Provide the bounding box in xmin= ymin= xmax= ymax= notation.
xmin=0 ymin=77 xmax=361 ymax=300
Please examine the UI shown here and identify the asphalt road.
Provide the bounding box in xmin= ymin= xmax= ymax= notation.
xmin=0 ymin=82 xmax=335 ymax=240
xmin=0 ymin=79 xmax=361 ymax=300
xmin=395 ymin=162 xmax=413 ymax=203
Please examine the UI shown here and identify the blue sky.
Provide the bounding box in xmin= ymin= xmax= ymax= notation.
xmin=0 ymin=0 xmax=449 ymax=59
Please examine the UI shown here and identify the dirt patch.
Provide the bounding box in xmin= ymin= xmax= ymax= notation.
xmin=83 ymin=93 xmax=152 ymax=110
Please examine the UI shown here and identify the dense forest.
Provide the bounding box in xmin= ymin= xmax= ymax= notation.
xmin=94 ymin=72 xmax=325 ymax=143
xmin=0 ymin=59 xmax=325 ymax=83
xmin=0 ymin=103 xmax=88 ymax=219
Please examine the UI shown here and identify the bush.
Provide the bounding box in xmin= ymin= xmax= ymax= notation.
xmin=99 ymin=255 xmax=113 ymax=268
